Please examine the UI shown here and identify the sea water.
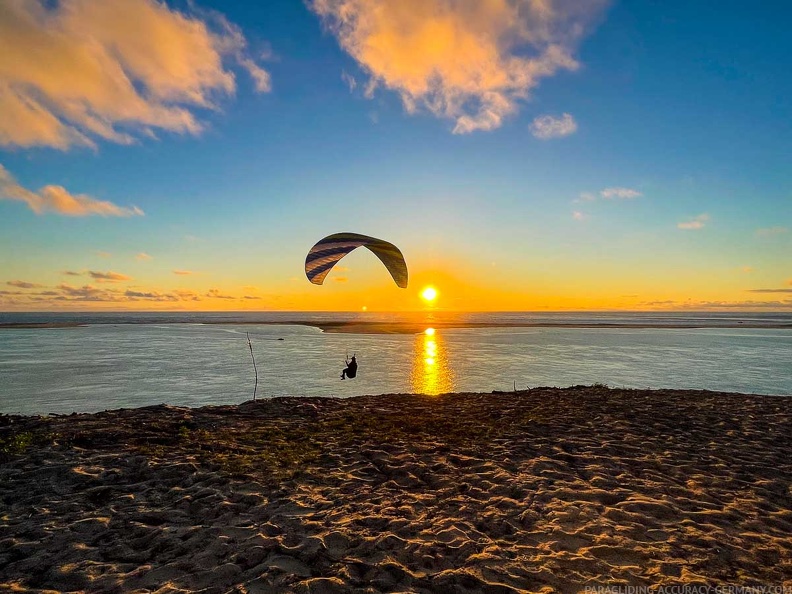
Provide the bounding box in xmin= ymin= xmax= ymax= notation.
xmin=1 ymin=312 xmax=790 ymax=415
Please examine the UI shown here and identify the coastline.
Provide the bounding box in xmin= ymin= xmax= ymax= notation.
xmin=3 ymin=319 xmax=791 ymax=332
xmin=2 ymin=386 xmax=791 ymax=590
xmin=283 ymin=320 xmax=792 ymax=333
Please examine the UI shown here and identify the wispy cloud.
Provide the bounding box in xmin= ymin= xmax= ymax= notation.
xmin=88 ymin=271 xmax=132 ymax=282
xmin=173 ymin=270 xmax=194 ymax=276
xmin=63 ymin=271 xmax=81 ymax=276
xmin=2 ymin=282 xmax=213 ymax=305
xmin=747 ymin=288 xmax=792 ymax=293
xmin=0 ymin=165 xmax=143 ymax=217
xmin=572 ymin=211 xmax=586 ymax=221
xmin=740 ymin=266 xmax=753 ymax=273
xmin=530 ymin=113 xmax=577 ymax=139
xmin=311 ymin=0 xmax=607 ymax=133
xmin=575 ymin=188 xmax=641 ymax=203
xmin=7 ymin=280 xmax=44 ymax=289
xmin=341 ymin=70 xmax=357 ymax=92
xmin=639 ymin=298 xmax=792 ymax=310
xmin=125 ymin=290 xmax=177 ymax=301
xmin=57 ymin=283 xmax=117 ymax=301
xmin=704 ymin=300 xmax=792 ymax=309
xmin=600 ymin=187 xmax=642 ymax=199
xmin=0 ymin=0 xmax=269 ymax=150
xmin=207 ymin=288 xmax=234 ymax=299
xmin=755 ymin=226 xmax=788 ymax=237
xmin=173 ymin=289 xmax=201 ymax=301
xmin=677 ymin=213 xmax=709 ymax=230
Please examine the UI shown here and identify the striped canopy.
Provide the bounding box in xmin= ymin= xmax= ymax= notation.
xmin=305 ymin=232 xmax=408 ymax=288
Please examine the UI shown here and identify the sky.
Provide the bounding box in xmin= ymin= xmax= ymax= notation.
xmin=0 ymin=0 xmax=790 ymax=312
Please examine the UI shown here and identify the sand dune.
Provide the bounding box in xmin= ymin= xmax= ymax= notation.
xmin=1 ymin=386 xmax=791 ymax=591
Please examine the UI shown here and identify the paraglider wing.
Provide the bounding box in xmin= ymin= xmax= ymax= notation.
xmin=305 ymin=232 xmax=408 ymax=288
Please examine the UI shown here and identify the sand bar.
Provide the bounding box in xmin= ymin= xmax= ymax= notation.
xmin=1 ymin=386 xmax=792 ymax=591
xmin=284 ymin=320 xmax=792 ymax=333
xmin=3 ymin=319 xmax=791 ymax=332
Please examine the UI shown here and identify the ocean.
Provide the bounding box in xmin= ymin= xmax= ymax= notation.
xmin=1 ymin=311 xmax=790 ymax=415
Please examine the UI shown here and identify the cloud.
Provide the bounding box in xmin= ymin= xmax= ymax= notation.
xmin=572 ymin=210 xmax=586 ymax=221
xmin=57 ymin=283 xmax=118 ymax=301
xmin=63 ymin=271 xmax=81 ymax=276
xmin=747 ymin=288 xmax=792 ymax=293
xmin=341 ymin=70 xmax=357 ymax=92
xmin=311 ymin=0 xmax=607 ymax=133
xmin=7 ymin=280 xmax=44 ymax=289
xmin=124 ymin=289 xmax=178 ymax=302
xmin=173 ymin=269 xmax=194 ymax=276
xmin=755 ymin=226 xmax=788 ymax=237
xmin=207 ymin=288 xmax=234 ymax=299
xmin=173 ymin=289 xmax=201 ymax=301
xmin=576 ymin=192 xmax=596 ymax=202
xmin=600 ymin=187 xmax=641 ymax=199
xmin=740 ymin=266 xmax=753 ymax=273
xmin=677 ymin=213 xmax=709 ymax=230
xmin=243 ymin=295 xmax=263 ymax=300
xmin=697 ymin=300 xmax=792 ymax=309
xmin=88 ymin=271 xmax=132 ymax=282
xmin=333 ymin=277 xmax=348 ymax=283
xmin=639 ymin=298 xmax=792 ymax=310
xmin=136 ymin=253 xmax=153 ymax=261
xmin=3 ymin=281 xmax=213 ymax=305
xmin=530 ymin=113 xmax=577 ymax=139
xmin=0 ymin=0 xmax=269 ymax=150
xmin=0 ymin=165 xmax=143 ymax=217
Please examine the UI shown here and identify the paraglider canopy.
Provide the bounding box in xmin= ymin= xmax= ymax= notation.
xmin=305 ymin=232 xmax=408 ymax=288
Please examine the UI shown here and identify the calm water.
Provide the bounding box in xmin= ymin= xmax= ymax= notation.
xmin=1 ymin=312 xmax=791 ymax=415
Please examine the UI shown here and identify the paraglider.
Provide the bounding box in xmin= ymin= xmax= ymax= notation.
xmin=341 ymin=354 xmax=357 ymax=380
xmin=304 ymin=232 xmax=408 ymax=288
xmin=306 ymin=232 xmax=407 ymax=381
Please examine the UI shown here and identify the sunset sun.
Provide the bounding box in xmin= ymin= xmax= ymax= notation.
xmin=421 ymin=286 xmax=438 ymax=303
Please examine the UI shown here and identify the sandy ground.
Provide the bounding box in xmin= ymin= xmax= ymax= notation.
xmin=1 ymin=386 xmax=791 ymax=592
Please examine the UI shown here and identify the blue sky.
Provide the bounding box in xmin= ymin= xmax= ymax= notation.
xmin=1 ymin=0 xmax=790 ymax=311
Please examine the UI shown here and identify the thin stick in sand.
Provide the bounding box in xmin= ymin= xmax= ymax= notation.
xmin=246 ymin=332 xmax=258 ymax=401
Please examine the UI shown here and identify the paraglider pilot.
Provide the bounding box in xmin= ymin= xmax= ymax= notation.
xmin=341 ymin=354 xmax=357 ymax=380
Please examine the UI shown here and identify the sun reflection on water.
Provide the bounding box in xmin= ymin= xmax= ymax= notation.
xmin=410 ymin=328 xmax=454 ymax=395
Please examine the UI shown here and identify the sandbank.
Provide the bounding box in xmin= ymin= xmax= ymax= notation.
xmin=3 ymin=319 xmax=791 ymax=333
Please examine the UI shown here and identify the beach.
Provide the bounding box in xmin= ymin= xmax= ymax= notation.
xmin=2 ymin=386 xmax=791 ymax=592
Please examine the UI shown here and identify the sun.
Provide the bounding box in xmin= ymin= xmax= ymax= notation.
xmin=421 ymin=286 xmax=438 ymax=302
